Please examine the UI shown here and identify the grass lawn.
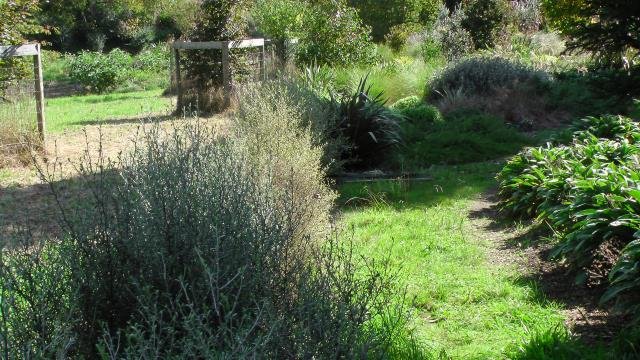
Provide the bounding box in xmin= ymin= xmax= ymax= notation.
xmin=45 ymin=89 xmax=174 ymax=132
xmin=338 ymin=163 xmax=567 ymax=358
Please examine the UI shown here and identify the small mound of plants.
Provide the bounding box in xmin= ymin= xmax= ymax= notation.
xmin=391 ymin=95 xmax=443 ymax=124
xmin=428 ymin=56 xmax=550 ymax=98
xmin=497 ymin=114 xmax=640 ymax=316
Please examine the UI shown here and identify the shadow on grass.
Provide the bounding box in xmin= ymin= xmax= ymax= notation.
xmin=0 ymin=170 xmax=119 ymax=248
xmin=337 ymin=162 xmax=503 ymax=211
xmin=68 ymin=114 xmax=175 ymax=127
xmin=467 ymin=195 xmax=635 ymax=354
xmin=77 ymin=92 xmax=166 ymax=104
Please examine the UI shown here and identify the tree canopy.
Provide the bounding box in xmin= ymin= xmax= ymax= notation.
xmin=542 ymin=0 xmax=640 ymax=63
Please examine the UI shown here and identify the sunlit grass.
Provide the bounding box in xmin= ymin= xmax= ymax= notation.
xmin=45 ymin=89 xmax=174 ymax=132
xmin=338 ymin=163 xmax=567 ymax=358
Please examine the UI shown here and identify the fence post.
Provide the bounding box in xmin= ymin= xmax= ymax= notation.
xmin=221 ymin=41 xmax=231 ymax=107
xmin=32 ymin=44 xmax=45 ymax=141
xmin=173 ymin=47 xmax=182 ymax=113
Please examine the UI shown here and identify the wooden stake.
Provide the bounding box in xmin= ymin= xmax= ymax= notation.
xmin=174 ymin=47 xmax=182 ymax=113
xmin=221 ymin=41 xmax=231 ymax=107
xmin=32 ymin=44 xmax=45 ymax=141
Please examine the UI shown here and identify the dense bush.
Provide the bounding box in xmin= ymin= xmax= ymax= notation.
xmin=296 ymin=0 xmax=375 ymax=66
xmin=385 ymin=23 xmax=423 ymax=53
xmin=68 ymin=49 xmax=132 ymax=93
xmin=350 ymin=0 xmax=441 ymax=42
xmin=497 ymin=114 xmax=640 ymax=317
xmin=425 ymin=5 xmax=475 ymax=61
xmin=251 ymin=0 xmax=306 ymax=41
xmin=0 ymin=118 xmax=417 ymax=357
xmin=37 ymin=0 xmax=199 ymax=52
xmin=428 ymin=56 xmax=565 ymax=129
xmin=511 ymin=0 xmax=543 ymax=34
xmin=460 ymin=0 xmax=511 ymax=49
xmin=180 ymin=0 xmax=248 ymax=112
xmin=0 ymin=0 xmax=43 ymax=93
xmin=429 ymin=56 xmax=550 ymax=98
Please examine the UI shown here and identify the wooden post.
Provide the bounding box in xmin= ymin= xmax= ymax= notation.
xmin=32 ymin=44 xmax=45 ymax=141
xmin=174 ymin=47 xmax=182 ymax=113
xmin=221 ymin=41 xmax=231 ymax=107
xmin=260 ymin=43 xmax=266 ymax=81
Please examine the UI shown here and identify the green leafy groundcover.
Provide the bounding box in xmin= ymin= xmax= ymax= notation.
xmin=497 ymin=114 xmax=640 ymax=316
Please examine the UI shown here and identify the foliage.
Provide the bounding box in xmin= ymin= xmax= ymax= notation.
xmin=335 ymin=76 xmax=403 ymax=169
xmin=296 ymin=0 xmax=375 ymax=67
xmin=37 ymin=0 xmax=199 ymax=52
xmin=68 ymin=49 xmax=132 ymax=93
xmin=391 ymin=95 xmax=443 ymax=123
xmin=541 ymin=0 xmax=640 ymax=63
xmin=251 ymin=0 xmax=306 ymax=41
xmin=385 ymin=23 xmax=422 ymax=53
xmin=0 ymin=0 xmax=43 ymax=90
xmin=426 ymin=5 xmax=475 ymax=61
xmin=181 ymin=0 xmax=249 ymax=112
xmin=232 ymin=80 xmax=337 ymax=229
xmin=349 ymin=0 xmax=442 ymax=42
xmin=429 ymin=56 xmax=550 ymax=98
xmin=460 ymin=0 xmax=511 ymax=49
xmin=511 ymin=0 xmax=543 ymax=34
xmin=331 ymin=53 xmax=443 ymax=103
xmin=497 ymin=114 xmax=640 ymax=317
xmin=0 ymin=119 xmax=414 ymax=357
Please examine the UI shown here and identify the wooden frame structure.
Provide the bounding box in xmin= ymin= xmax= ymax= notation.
xmin=171 ymin=39 xmax=266 ymax=109
xmin=0 ymin=43 xmax=46 ymax=141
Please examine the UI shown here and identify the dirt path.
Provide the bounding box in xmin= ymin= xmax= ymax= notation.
xmin=468 ymin=191 xmax=630 ymax=345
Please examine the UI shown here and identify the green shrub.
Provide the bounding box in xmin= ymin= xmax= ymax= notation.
xmin=0 ymin=121 xmax=417 ymax=357
xmin=334 ymin=76 xmax=403 ymax=169
xmin=349 ymin=0 xmax=441 ymax=42
xmin=134 ymin=45 xmax=170 ymax=72
xmin=391 ymin=95 xmax=443 ymax=123
xmin=497 ymin=115 xmax=640 ymax=317
xmin=251 ymin=0 xmax=306 ymax=41
xmin=497 ymin=144 xmax=577 ymax=219
xmin=181 ymin=0 xmax=248 ymax=112
xmin=460 ymin=0 xmax=511 ymax=49
xmin=385 ymin=23 xmax=422 ymax=52
xmin=426 ymin=5 xmax=475 ymax=61
xmin=68 ymin=49 xmax=132 ymax=93
xmin=511 ymin=0 xmax=543 ymax=34
xmin=429 ymin=56 xmax=550 ymax=98
xmin=232 ymin=80 xmax=337 ymax=233
xmin=571 ymin=115 xmax=640 ymax=143
xmin=296 ymin=0 xmax=375 ymax=66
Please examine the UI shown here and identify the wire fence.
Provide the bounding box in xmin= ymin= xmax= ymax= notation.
xmin=0 ymin=76 xmax=39 ymax=159
xmin=171 ymin=39 xmax=296 ymax=114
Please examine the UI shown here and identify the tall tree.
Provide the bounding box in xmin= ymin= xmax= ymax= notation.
xmin=542 ymin=0 xmax=640 ymax=63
